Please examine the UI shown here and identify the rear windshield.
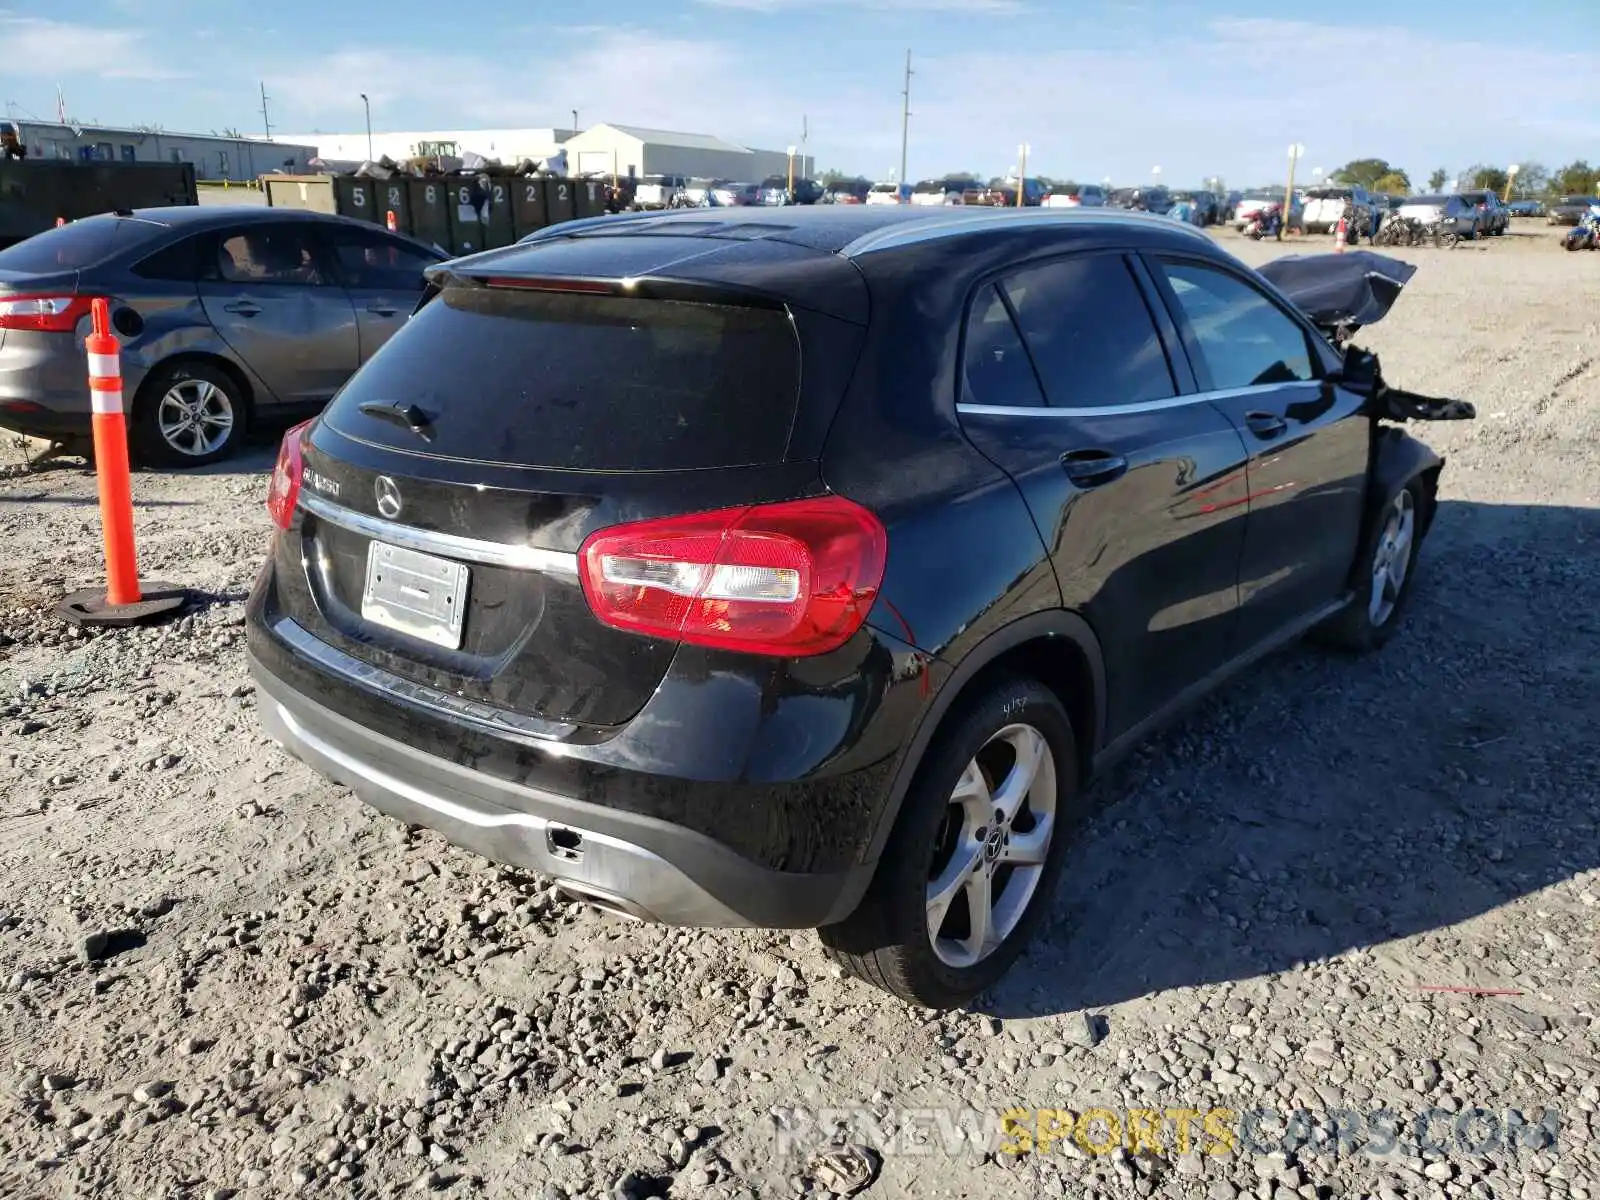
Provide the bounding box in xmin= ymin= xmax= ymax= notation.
xmin=324 ymin=286 xmax=801 ymax=472
xmin=1306 ymin=187 xmax=1353 ymax=200
xmin=0 ymin=215 xmax=165 ymax=273
xmin=1557 ymin=196 xmax=1594 ymax=206
xmin=1405 ymin=195 xmax=1449 ymax=205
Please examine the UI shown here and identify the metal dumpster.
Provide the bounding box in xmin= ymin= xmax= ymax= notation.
xmin=483 ymin=176 xmax=515 ymax=249
xmin=262 ymin=174 xmax=338 ymax=214
xmin=446 ymin=177 xmax=487 ymax=255
xmin=511 ymin=176 xmax=551 ymax=238
xmin=573 ymin=178 xmax=607 ymax=220
xmin=408 ymin=178 xmax=450 ymax=251
xmin=546 ymin=177 xmax=577 ymax=224
xmin=333 ymin=176 xmax=379 ymax=224
xmin=375 ymin=178 xmax=411 ymax=234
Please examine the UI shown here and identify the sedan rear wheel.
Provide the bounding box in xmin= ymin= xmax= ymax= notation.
xmin=133 ymin=361 xmax=248 ymax=468
xmin=820 ymin=675 xmax=1078 ymax=1008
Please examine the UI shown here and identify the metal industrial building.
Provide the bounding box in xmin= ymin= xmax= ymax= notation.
xmin=562 ymin=124 xmax=813 ymax=182
xmin=0 ymin=119 xmax=314 ymax=181
xmin=272 ymin=127 xmax=575 ymax=167
xmin=274 ymin=123 xmax=811 ymax=182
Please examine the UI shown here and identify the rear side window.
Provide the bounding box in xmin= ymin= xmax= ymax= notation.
xmin=961 ymin=285 xmax=1044 ymax=408
xmin=0 ymin=216 xmax=162 ymax=272
xmin=1000 ymin=255 xmax=1176 ymax=409
xmin=325 ymin=287 xmax=801 ymax=471
xmin=132 ymin=235 xmax=203 ymax=282
xmin=1159 ymin=262 xmax=1317 ymax=390
xmin=322 ymin=226 xmax=439 ymax=290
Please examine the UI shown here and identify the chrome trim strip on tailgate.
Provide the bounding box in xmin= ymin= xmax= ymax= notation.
xmin=297 ymin=491 xmax=580 ymax=580
xmin=267 ymin=614 xmax=579 ymax=744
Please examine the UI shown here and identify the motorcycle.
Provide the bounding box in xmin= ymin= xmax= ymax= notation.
xmin=1242 ymin=203 xmax=1281 ymax=240
xmin=1563 ymin=206 xmax=1600 ymax=251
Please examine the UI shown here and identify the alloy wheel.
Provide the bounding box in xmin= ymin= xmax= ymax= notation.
xmin=1368 ymin=490 xmax=1416 ymax=627
xmin=157 ymin=379 xmax=235 ymax=458
xmin=926 ymin=723 xmax=1057 ymax=969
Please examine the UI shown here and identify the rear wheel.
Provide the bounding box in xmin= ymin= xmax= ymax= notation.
xmin=821 ymin=676 xmax=1078 ymax=1008
xmin=132 ymin=361 xmax=248 ymax=467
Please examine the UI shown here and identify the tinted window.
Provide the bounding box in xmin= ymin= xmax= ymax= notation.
xmin=208 ymin=225 xmax=326 ymax=286
xmin=132 ymin=235 xmax=203 ymax=282
xmin=323 ymin=226 xmax=438 ymax=290
xmin=1160 ymin=262 xmax=1316 ymax=390
xmin=961 ymin=285 xmax=1044 ymax=408
xmin=1000 ymin=255 xmax=1175 ymax=408
xmin=324 ymin=288 xmax=801 ymax=471
xmin=0 ymin=215 xmax=164 ymax=272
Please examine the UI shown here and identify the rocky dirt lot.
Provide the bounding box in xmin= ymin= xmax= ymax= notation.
xmin=1 ymin=223 xmax=1597 ymax=1200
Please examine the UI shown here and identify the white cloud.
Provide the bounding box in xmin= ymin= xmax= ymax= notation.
xmin=0 ymin=13 xmax=184 ymax=81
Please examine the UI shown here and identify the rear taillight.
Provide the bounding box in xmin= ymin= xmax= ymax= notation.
xmin=266 ymin=420 xmax=312 ymax=531
xmin=579 ymin=495 xmax=888 ymax=657
xmin=0 ymin=294 xmax=96 ymax=333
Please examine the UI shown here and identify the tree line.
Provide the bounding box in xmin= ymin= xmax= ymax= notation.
xmin=1321 ymin=158 xmax=1597 ymax=199
xmin=818 ymin=159 xmax=1600 ymax=199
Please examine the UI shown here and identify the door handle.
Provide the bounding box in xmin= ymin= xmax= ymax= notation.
xmin=1244 ymin=411 xmax=1288 ymax=438
xmin=1061 ymin=449 xmax=1128 ymax=488
xmin=366 ymin=304 xmax=399 ymax=317
xmin=222 ymin=302 xmax=261 ymax=317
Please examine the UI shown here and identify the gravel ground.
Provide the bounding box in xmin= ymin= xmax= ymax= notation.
xmin=1 ymin=221 xmax=1597 ymax=1200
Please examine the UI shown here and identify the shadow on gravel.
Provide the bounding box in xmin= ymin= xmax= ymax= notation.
xmin=984 ymin=499 xmax=1600 ymax=1018
xmin=1 ymin=431 xmax=282 ymax=482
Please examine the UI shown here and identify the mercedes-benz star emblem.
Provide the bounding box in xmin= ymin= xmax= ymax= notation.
xmin=374 ymin=476 xmax=402 ymax=519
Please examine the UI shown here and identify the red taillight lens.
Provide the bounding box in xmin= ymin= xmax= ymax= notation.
xmin=266 ymin=420 xmax=311 ymax=531
xmin=579 ymin=495 xmax=888 ymax=657
xmin=0 ymin=294 xmax=95 ymax=333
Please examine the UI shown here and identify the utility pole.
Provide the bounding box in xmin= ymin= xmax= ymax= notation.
xmin=899 ymin=49 xmax=912 ymax=189
xmin=801 ymin=113 xmax=808 ymax=177
xmin=259 ymin=81 xmax=273 ymax=139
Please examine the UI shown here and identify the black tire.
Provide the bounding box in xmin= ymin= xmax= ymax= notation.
xmin=132 ymin=360 xmax=248 ymax=468
xmin=820 ymin=675 xmax=1080 ymax=1009
xmin=1314 ymin=481 xmax=1427 ymax=653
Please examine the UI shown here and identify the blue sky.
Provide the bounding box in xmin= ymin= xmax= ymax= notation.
xmin=4 ymin=1 xmax=1596 ymax=186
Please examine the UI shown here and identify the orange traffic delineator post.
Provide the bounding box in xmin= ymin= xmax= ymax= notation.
xmin=56 ymin=216 xmax=66 ymax=227
xmin=1335 ymin=215 xmax=1348 ymax=253
xmin=386 ymin=209 xmax=397 ymax=232
xmin=57 ymin=298 xmax=190 ymax=628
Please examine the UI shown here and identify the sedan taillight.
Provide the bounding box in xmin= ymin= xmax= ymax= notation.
xmin=579 ymin=496 xmax=888 ymax=657
xmin=0 ymin=294 xmax=97 ymax=333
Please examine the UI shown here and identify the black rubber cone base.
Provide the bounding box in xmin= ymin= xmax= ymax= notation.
xmin=57 ymin=581 xmax=191 ymax=628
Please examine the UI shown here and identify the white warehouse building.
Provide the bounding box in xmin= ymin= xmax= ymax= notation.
xmin=274 ymin=123 xmax=812 ymax=182
xmin=562 ymin=124 xmax=813 ymax=182
xmin=1 ymin=118 xmax=314 ymax=180
xmin=272 ymin=127 xmax=575 ymax=167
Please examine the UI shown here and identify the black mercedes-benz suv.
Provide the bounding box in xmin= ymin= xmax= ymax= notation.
xmin=248 ymin=207 xmax=1467 ymax=1007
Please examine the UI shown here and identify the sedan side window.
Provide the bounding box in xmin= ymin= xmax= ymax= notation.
xmin=212 ymin=226 xmax=326 ymax=286
xmin=325 ymin=228 xmax=438 ymax=291
xmin=1160 ymin=262 xmax=1317 ymax=390
xmin=1001 ymin=254 xmax=1176 ymax=408
xmin=961 ymin=284 xmax=1045 ymax=408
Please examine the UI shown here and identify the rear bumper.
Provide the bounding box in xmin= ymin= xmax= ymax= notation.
xmin=251 ymin=653 xmax=875 ymax=928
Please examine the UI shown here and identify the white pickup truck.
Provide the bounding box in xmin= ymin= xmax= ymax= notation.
xmin=631 ymin=174 xmax=688 ymax=210
xmin=1302 ymin=185 xmax=1379 ymax=240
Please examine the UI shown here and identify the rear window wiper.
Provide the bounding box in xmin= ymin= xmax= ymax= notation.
xmin=358 ymin=401 xmax=435 ymax=441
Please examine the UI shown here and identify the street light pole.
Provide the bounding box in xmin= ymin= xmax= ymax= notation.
xmin=1284 ymin=143 xmax=1305 ymax=238
xmin=899 ymin=49 xmax=912 ymax=196
xmin=787 ymin=145 xmax=797 ymax=202
xmin=360 ymin=93 xmax=372 ymax=161
xmin=571 ymin=109 xmax=578 ymax=131
xmin=1016 ymin=143 xmax=1029 ymax=207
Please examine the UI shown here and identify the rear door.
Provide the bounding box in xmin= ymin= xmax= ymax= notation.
xmin=316 ymin=224 xmax=442 ymax=362
xmin=954 ymin=251 xmax=1253 ymax=740
xmin=196 ymin=222 xmax=358 ymax=406
xmin=1145 ymin=254 xmax=1368 ymax=647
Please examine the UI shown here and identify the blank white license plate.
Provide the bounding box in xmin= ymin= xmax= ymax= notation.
xmin=360 ymin=541 xmax=469 ymax=650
